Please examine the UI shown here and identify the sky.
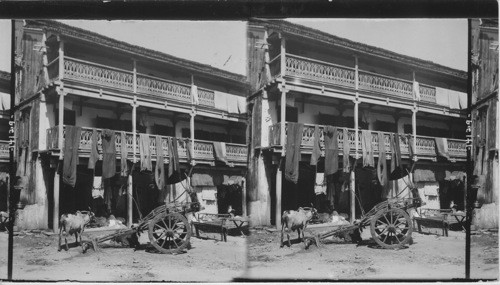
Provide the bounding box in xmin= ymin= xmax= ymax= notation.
xmin=0 ymin=19 xmax=468 ymax=75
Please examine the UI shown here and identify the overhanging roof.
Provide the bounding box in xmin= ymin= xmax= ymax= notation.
xmin=25 ymin=20 xmax=248 ymax=90
xmin=251 ymin=19 xmax=468 ymax=80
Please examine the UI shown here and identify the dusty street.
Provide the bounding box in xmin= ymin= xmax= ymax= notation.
xmin=243 ymin=225 xmax=498 ymax=281
xmin=0 ymin=228 xmax=246 ymax=282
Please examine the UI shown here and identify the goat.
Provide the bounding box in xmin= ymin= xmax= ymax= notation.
xmin=58 ymin=210 xmax=95 ymax=252
xmin=280 ymin=206 xmax=318 ymax=248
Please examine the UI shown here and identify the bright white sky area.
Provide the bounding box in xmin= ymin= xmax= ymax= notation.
xmin=0 ymin=19 xmax=468 ymax=75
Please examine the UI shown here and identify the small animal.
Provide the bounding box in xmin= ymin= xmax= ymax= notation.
xmin=58 ymin=210 xmax=95 ymax=252
xmin=281 ymin=207 xmax=318 ymax=248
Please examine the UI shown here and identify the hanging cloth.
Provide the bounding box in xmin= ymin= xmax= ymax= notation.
xmin=361 ymin=130 xmax=374 ymax=167
xmin=154 ymin=135 xmax=165 ymax=191
xmin=407 ymin=134 xmax=415 ymax=159
xmin=167 ymin=137 xmax=180 ymax=179
xmin=101 ymin=129 xmax=116 ymax=179
xmin=435 ymin=137 xmax=450 ymax=160
xmin=390 ymin=133 xmax=403 ymax=176
xmin=343 ymin=128 xmax=350 ymax=173
xmin=88 ymin=129 xmax=99 ymax=170
xmin=284 ymin=122 xmax=303 ymax=184
xmin=120 ymin=131 xmax=128 ymax=177
xmin=213 ymin=142 xmax=228 ymax=165
xmin=310 ymin=125 xmax=321 ymax=166
xmin=139 ymin=134 xmax=152 ymax=172
xmin=377 ymin=132 xmax=388 ymax=190
xmin=314 ymin=172 xmax=326 ymax=195
xmin=324 ymin=126 xmax=339 ymax=176
xmin=62 ymin=125 xmax=82 ymax=187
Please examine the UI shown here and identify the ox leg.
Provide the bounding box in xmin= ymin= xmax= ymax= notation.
xmin=297 ymin=228 xmax=302 ymax=243
xmin=287 ymin=230 xmax=291 ymax=247
xmin=58 ymin=228 xmax=62 ymax=252
xmin=64 ymin=234 xmax=69 ymax=251
xmin=280 ymin=229 xmax=284 ymax=248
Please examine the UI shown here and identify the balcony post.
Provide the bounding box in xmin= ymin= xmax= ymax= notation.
xmin=58 ymin=39 xmax=64 ymax=80
xmin=412 ymin=103 xmax=418 ymax=161
xmin=53 ymin=164 xmax=60 ymax=233
xmin=280 ymin=34 xmax=286 ymax=78
xmin=129 ymin=98 xmax=137 ymax=227
xmin=276 ymin=84 xmax=287 ymax=229
xmin=132 ymin=59 xmax=137 ymax=93
xmin=190 ymin=107 xmax=196 ymax=163
xmin=352 ymin=55 xmax=359 ymax=224
xmin=352 ymin=97 xmax=359 ymax=223
xmin=41 ymin=32 xmax=49 ymax=85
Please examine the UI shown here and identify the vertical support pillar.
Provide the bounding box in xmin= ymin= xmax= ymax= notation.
xmin=351 ymin=55 xmax=359 ymax=223
xmin=276 ymin=85 xmax=286 ymax=229
xmin=53 ymin=165 xmax=60 ymax=233
xmin=241 ymin=177 xmax=247 ymax=217
xmin=412 ymin=104 xmax=417 ymax=160
xmin=129 ymin=99 xmax=137 ymax=227
xmin=58 ymin=39 xmax=64 ymax=81
xmin=190 ymin=107 xmax=195 ymax=163
xmin=132 ymin=59 xmax=137 ymax=93
xmin=280 ymin=34 xmax=286 ymax=78
xmin=41 ymin=32 xmax=49 ymax=85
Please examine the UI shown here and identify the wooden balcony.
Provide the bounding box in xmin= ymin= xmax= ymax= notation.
xmin=48 ymin=57 xmax=218 ymax=109
xmin=46 ymin=126 xmax=247 ymax=166
xmin=269 ymin=122 xmax=466 ymax=161
xmin=271 ymin=53 xmax=439 ymax=104
xmin=0 ymin=140 xmax=9 ymax=162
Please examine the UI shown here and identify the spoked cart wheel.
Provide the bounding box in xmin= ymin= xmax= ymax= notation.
xmin=148 ymin=212 xmax=191 ymax=254
xmin=370 ymin=208 xmax=413 ymax=249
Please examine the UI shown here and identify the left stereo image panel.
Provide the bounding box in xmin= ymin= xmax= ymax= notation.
xmin=0 ymin=19 xmax=250 ymax=282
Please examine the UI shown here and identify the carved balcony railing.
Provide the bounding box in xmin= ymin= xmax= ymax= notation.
xmin=46 ymin=125 xmax=247 ymax=164
xmin=55 ymin=57 xmax=222 ymax=110
xmin=277 ymin=53 xmax=441 ymax=104
xmin=285 ymin=54 xmax=356 ymax=88
xmin=0 ymin=140 xmax=9 ymax=161
xmin=358 ymin=70 xmax=413 ymax=99
xmin=136 ymin=73 xmax=192 ymax=104
xmin=269 ymin=122 xmax=466 ymax=160
xmin=64 ymin=57 xmax=134 ymax=90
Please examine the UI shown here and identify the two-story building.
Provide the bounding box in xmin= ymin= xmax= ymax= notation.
xmin=470 ymin=19 xmax=499 ymax=229
xmin=13 ymin=20 xmax=248 ymax=231
xmin=247 ymin=19 xmax=468 ymax=227
xmin=0 ymin=70 xmax=10 ymax=212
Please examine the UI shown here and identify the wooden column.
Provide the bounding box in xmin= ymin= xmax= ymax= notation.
xmin=412 ymin=104 xmax=417 ymax=160
xmin=280 ymin=34 xmax=286 ymax=77
xmin=41 ymin=32 xmax=49 ymax=85
xmin=276 ymin=86 xmax=287 ymax=229
xmin=242 ymin=177 xmax=247 ymax=217
xmin=54 ymin=38 xmax=65 ymax=231
xmin=129 ymin=99 xmax=137 ymax=227
xmin=351 ymin=56 xmax=359 ymax=223
xmin=190 ymin=107 xmax=196 ymax=163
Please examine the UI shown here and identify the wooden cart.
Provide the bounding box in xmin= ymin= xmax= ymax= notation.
xmin=87 ymin=196 xmax=200 ymax=254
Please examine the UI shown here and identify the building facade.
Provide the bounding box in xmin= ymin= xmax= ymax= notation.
xmin=0 ymin=70 xmax=11 ymax=212
xmin=247 ymin=20 xmax=468 ymax=227
xmin=470 ymin=19 xmax=499 ymax=229
xmin=13 ymin=20 xmax=248 ymax=230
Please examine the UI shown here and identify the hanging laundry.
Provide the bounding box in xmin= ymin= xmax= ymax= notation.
xmin=185 ymin=138 xmax=193 ymax=162
xmin=361 ymin=130 xmax=374 ymax=167
xmin=343 ymin=128 xmax=350 ymax=173
xmin=377 ymin=132 xmax=388 ymax=192
xmin=63 ymin=125 xmax=82 ymax=187
xmin=390 ymin=133 xmax=403 ymax=177
xmin=155 ymin=136 xmax=165 ymax=191
xmin=139 ymin=133 xmax=152 ymax=172
xmin=120 ymin=131 xmax=128 ymax=177
xmin=314 ymin=172 xmax=327 ymax=195
xmin=88 ymin=129 xmax=99 ymax=170
xmin=213 ymin=141 xmax=228 ymax=165
xmin=435 ymin=137 xmax=450 ymax=160
xmin=101 ymin=129 xmax=116 ymax=179
xmin=310 ymin=125 xmax=321 ymax=166
xmin=191 ymin=85 xmax=199 ymax=105
xmin=413 ymin=81 xmax=421 ymax=101
xmin=284 ymin=122 xmax=304 ymax=184
xmin=407 ymin=134 xmax=415 ymax=159
xmin=168 ymin=137 xmax=180 ymax=179
xmin=324 ymin=126 xmax=339 ymax=176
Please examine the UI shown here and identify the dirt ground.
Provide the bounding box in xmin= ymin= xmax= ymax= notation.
xmin=242 ymin=225 xmax=498 ymax=281
xmin=0 ymin=228 xmax=246 ymax=282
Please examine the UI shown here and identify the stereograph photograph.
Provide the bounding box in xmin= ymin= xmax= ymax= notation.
xmin=0 ymin=10 xmax=498 ymax=282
